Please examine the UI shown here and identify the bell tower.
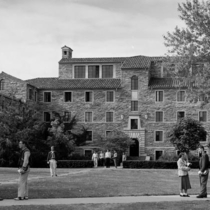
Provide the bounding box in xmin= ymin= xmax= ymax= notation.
xmin=61 ymin=45 xmax=73 ymax=59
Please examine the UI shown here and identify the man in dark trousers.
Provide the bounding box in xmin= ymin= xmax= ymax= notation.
xmin=14 ymin=141 xmax=31 ymax=200
xmin=47 ymin=146 xmax=57 ymax=177
xmin=197 ymin=145 xmax=209 ymax=198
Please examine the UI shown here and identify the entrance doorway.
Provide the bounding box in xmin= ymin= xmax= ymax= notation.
xmin=130 ymin=138 xmax=139 ymax=156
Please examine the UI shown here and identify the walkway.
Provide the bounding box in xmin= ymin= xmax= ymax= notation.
xmin=0 ymin=195 xmax=209 ymax=206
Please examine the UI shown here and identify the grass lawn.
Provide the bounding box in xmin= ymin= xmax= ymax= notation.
xmin=0 ymin=167 xmax=208 ymax=200
xmin=0 ymin=201 xmax=210 ymax=210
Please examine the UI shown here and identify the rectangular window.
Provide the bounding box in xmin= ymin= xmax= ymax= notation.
xmin=85 ymin=92 xmax=93 ymax=102
xmin=63 ymin=112 xmax=70 ymax=122
xmin=177 ymin=91 xmax=185 ymax=102
xmin=102 ymin=65 xmax=113 ymax=78
xmin=131 ymin=101 xmax=138 ymax=111
xmin=44 ymin=112 xmax=51 ymax=122
xmin=28 ymin=89 xmax=33 ymax=100
xmin=177 ymin=111 xmax=185 ymax=120
xmin=74 ymin=66 xmax=86 ymax=78
xmin=199 ymin=111 xmax=207 ymax=122
xmin=199 ymin=94 xmax=206 ymax=102
xmin=86 ymin=131 xmax=93 ymax=141
xmin=156 ymin=111 xmax=163 ymax=122
xmin=155 ymin=150 xmax=163 ymax=160
xmin=84 ymin=149 xmax=92 ymax=157
xmin=106 ymin=131 xmax=112 ymax=138
xmin=155 ymin=131 xmax=163 ymax=142
xmin=88 ymin=65 xmax=99 ymax=78
xmin=85 ymin=112 xmax=92 ymax=122
xmin=64 ymin=92 xmax=72 ymax=102
xmin=131 ymin=119 xmax=138 ymax=129
xmin=35 ymin=91 xmax=37 ymax=102
xmin=156 ymin=91 xmax=163 ymax=102
xmin=106 ymin=112 xmax=113 ymax=122
xmin=106 ymin=91 xmax=114 ymax=102
xmin=44 ymin=92 xmax=51 ymax=102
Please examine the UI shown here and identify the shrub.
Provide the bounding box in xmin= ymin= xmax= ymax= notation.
xmin=123 ymin=161 xmax=200 ymax=169
xmin=57 ymin=160 xmax=94 ymax=168
xmin=68 ymin=154 xmax=91 ymax=160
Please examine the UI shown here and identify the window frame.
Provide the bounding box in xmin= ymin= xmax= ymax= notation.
xmin=84 ymin=149 xmax=93 ymax=156
xmin=177 ymin=111 xmax=185 ymax=121
xmin=105 ymin=130 xmax=112 ymax=138
xmin=85 ymin=111 xmax=93 ymax=122
xmin=0 ymin=79 xmax=5 ymax=90
xmin=63 ymin=111 xmax=71 ymax=122
xmin=43 ymin=111 xmax=51 ymax=122
xmin=106 ymin=91 xmax=115 ymax=103
xmin=131 ymin=101 xmax=138 ymax=112
xmin=28 ymin=88 xmax=33 ymax=100
xmin=86 ymin=130 xmax=93 ymax=142
xmin=198 ymin=110 xmax=208 ymax=122
xmin=88 ymin=65 xmax=100 ymax=78
xmin=155 ymin=111 xmax=164 ymax=122
xmin=155 ymin=90 xmax=164 ymax=102
xmin=64 ymin=91 xmax=73 ymax=103
xmin=74 ymin=65 xmax=86 ymax=79
xmin=154 ymin=130 xmax=164 ymax=142
xmin=85 ymin=91 xmax=93 ymax=103
xmin=43 ymin=91 xmax=52 ymax=103
xmin=102 ymin=65 xmax=114 ymax=78
xmin=131 ymin=75 xmax=138 ymax=90
xmin=177 ymin=90 xmax=186 ymax=102
xmin=154 ymin=150 xmax=164 ymax=160
xmin=106 ymin=111 xmax=114 ymax=122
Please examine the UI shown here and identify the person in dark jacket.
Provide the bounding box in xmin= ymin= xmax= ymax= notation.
xmin=47 ymin=146 xmax=57 ymax=177
xmin=197 ymin=145 xmax=209 ymax=198
xmin=14 ymin=141 xmax=31 ymax=201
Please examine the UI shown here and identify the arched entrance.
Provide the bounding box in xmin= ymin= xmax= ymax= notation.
xmin=130 ymin=138 xmax=139 ymax=156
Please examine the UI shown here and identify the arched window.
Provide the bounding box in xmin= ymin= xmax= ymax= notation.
xmin=131 ymin=76 xmax=138 ymax=90
xmin=0 ymin=79 xmax=5 ymax=90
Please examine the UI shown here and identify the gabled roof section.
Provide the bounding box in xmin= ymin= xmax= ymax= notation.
xmin=0 ymin=71 xmax=25 ymax=83
xmin=149 ymin=78 xmax=196 ymax=89
xmin=122 ymin=56 xmax=163 ymax=69
xmin=26 ymin=78 xmax=121 ymax=90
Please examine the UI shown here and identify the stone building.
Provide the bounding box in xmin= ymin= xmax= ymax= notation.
xmin=0 ymin=46 xmax=208 ymax=160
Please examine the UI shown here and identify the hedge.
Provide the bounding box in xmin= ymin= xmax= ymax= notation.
xmin=123 ymin=161 xmax=200 ymax=169
xmin=57 ymin=160 xmax=94 ymax=168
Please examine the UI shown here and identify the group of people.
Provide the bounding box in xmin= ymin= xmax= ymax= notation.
xmin=0 ymin=141 xmax=209 ymax=201
xmin=177 ymin=145 xmax=209 ymax=198
xmin=92 ymin=150 xmax=125 ymax=168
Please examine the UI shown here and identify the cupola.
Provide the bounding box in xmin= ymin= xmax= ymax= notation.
xmin=61 ymin=45 xmax=73 ymax=59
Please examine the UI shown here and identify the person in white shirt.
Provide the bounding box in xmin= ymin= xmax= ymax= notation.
xmin=47 ymin=146 xmax=57 ymax=177
xmin=105 ymin=149 xmax=111 ymax=168
xmin=92 ymin=151 xmax=98 ymax=167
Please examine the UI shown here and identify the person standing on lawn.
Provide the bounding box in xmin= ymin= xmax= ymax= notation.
xmin=47 ymin=146 xmax=58 ymax=177
xmin=177 ymin=152 xmax=191 ymax=197
xmin=113 ymin=150 xmax=118 ymax=168
xmin=197 ymin=145 xmax=209 ymax=198
xmin=99 ymin=151 xmax=105 ymax=167
xmin=92 ymin=151 xmax=98 ymax=168
xmin=14 ymin=140 xmax=31 ymax=201
xmin=105 ymin=149 xmax=111 ymax=168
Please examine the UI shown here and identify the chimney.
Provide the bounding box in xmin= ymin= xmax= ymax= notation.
xmin=61 ymin=45 xmax=73 ymax=59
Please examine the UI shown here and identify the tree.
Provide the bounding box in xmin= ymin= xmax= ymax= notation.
xmin=47 ymin=112 xmax=87 ymax=159
xmin=96 ymin=130 xmax=133 ymax=154
xmin=163 ymin=0 xmax=210 ymax=104
xmin=168 ymin=118 xmax=206 ymax=156
xmin=0 ymin=105 xmax=48 ymax=167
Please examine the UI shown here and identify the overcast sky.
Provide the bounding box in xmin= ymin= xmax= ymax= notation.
xmin=0 ymin=0 xmax=186 ymax=80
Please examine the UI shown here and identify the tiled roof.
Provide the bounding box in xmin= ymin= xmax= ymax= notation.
xmin=149 ymin=78 xmax=196 ymax=89
xmin=26 ymin=78 xmax=121 ymax=90
xmin=59 ymin=56 xmax=163 ymax=69
xmin=122 ymin=56 xmax=162 ymax=69
xmin=59 ymin=57 xmax=127 ymax=64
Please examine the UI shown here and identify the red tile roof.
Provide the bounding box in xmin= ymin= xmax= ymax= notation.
xmin=26 ymin=78 xmax=121 ymax=90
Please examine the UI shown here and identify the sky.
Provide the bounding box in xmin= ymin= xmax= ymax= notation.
xmin=0 ymin=0 xmax=186 ymax=80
